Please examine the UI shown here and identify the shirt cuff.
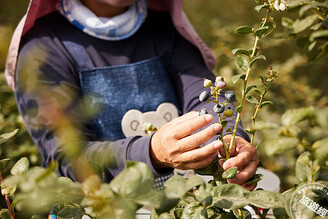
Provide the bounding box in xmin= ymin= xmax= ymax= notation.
xmin=126 ymin=134 xmax=174 ymax=177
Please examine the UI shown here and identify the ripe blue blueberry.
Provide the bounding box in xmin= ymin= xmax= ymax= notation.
xmin=213 ymin=104 xmax=225 ymax=114
xmin=199 ymin=108 xmax=208 ymax=116
xmin=225 ymin=90 xmax=236 ymax=102
xmin=199 ymin=91 xmax=210 ymax=102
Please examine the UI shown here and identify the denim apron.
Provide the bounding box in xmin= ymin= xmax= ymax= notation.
xmin=62 ymin=39 xmax=179 ymax=189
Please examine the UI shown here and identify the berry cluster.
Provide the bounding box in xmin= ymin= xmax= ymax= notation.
xmin=198 ymin=76 xmax=236 ymax=120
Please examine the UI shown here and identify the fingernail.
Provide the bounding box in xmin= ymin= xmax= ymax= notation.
xmin=223 ymin=162 xmax=231 ymax=170
xmin=205 ymin=115 xmax=213 ymax=122
xmin=213 ymin=141 xmax=222 ymax=149
xmin=213 ymin=123 xmax=221 ymax=132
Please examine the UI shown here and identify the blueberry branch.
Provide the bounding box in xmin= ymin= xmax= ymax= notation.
xmin=227 ymin=10 xmax=271 ymax=157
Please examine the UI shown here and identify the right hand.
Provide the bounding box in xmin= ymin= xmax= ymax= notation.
xmin=150 ymin=111 xmax=222 ymax=170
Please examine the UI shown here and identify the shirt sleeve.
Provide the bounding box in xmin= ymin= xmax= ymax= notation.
xmin=15 ymin=30 xmax=172 ymax=183
xmin=169 ymin=29 xmax=250 ymax=142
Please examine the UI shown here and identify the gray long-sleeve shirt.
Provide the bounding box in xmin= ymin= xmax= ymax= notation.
xmin=14 ymin=10 xmax=249 ymax=182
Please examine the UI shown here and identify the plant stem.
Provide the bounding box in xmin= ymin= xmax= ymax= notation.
xmin=252 ymin=206 xmax=265 ymax=219
xmin=250 ymin=89 xmax=267 ymax=145
xmin=218 ymin=114 xmax=229 ymax=158
xmin=0 ymin=172 xmax=15 ymax=219
xmin=228 ymin=10 xmax=271 ymax=155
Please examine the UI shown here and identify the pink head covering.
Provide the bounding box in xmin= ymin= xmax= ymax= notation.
xmin=5 ymin=0 xmax=216 ymax=90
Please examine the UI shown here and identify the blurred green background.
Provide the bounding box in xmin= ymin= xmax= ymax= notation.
xmin=0 ymin=0 xmax=327 ymax=194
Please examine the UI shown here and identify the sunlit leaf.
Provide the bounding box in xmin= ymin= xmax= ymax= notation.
xmin=236 ymin=55 xmax=249 ymax=72
xmin=254 ymin=4 xmax=270 ymax=12
xmin=310 ymin=30 xmax=328 ymax=41
xmin=0 ymin=129 xmax=18 ymax=145
xmin=0 ymin=158 xmax=10 ymax=173
xmin=10 ymin=157 xmax=29 ymax=175
xmin=235 ymin=105 xmax=242 ymax=113
xmin=246 ymin=190 xmax=285 ymax=209
xmin=292 ymin=14 xmax=319 ymax=34
xmin=212 ymin=184 xmax=250 ymax=209
xmin=260 ymin=101 xmax=273 ymax=108
xmin=244 ymin=174 xmax=263 ymax=185
xmin=245 ymin=85 xmax=257 ymax=94
xmin=232 ymin=74 xmax=246 ymax=84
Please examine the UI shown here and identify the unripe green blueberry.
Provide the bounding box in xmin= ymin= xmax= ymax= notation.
xmin=199 ymin=91 xmax=210 ymax=102
xmin=199 ymin=108 xmax=208 ymax=116
xmin=223 ymin=109 xmax=234 ymax=117
xmin=203 ymin=79 xmax=213 ymax=88
xmin=213 ymin=104 xmax=225 ymax=114
xmin=225 ymin=90 xmax=236 ymax=102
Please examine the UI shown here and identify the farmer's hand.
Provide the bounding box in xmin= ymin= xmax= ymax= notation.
xmin=150 ymin=111 xmax=222 ymax=170
xmin=219 ymin=135 xmax=259 ymax=191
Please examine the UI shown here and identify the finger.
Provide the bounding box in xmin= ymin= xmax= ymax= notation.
xmin=177 ymin=123 xmax=221 ymax=151
xmin=223 ymin=146 xmax=257 ymax=170
xmin=218 ymin=158 xmax=226 ymax=168
xmin=218 ymin=141 xmax=235 ymax=158
xmin=173 ymin=114 xmax=214 ymax=139
xmin=179 ymin=152 xmax=219 ymax=170
xmin=170 ymin=111 xmax=199 ymax=124
xmin=227 ymin=160 xmax=258 ymax=184
xmin=178 ymin=140 xmax=222 ymax=164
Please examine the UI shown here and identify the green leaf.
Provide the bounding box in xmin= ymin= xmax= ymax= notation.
xmin=0 ymin=129 xmax=18 ymax=145
xmin=236 ymin=55 xmax=249 ymax=72
xmin=264 ymin=137 xmax=299 ymax=156
xmin=292 ymin=14 xmax=319 ymax=34
xmin=252 ymin=121 xmax=279 ymax=130
xmin=260 ymin=101 xmax=273 ymax=108
xmin=0 ymin=158 xmax=10 ymax=173
xmin=163 ymin=175 xmax=204 ymax=200
xmin=232 ymin=48 xmax=249 ymax=56
xmin=235 ymin=105 xmax=242 ymax=113
xmin=244 ymin=174 xmax=263 ymax=185
xmin=281 ymin=17 xmax=294 ymax=29
xmin=185 ymin=175 xmax=205 ymax=191
xmin=254 ymin=88 xmax=262 ymax=95
xmin=195 ymin=186 xmax=212 ymax=205
xmin=254 ymin=26 xmax=269 ymax=38
xmin=135 ymin=190 xmax=165 ymax=209
xmin=222 ymin=167 xmax=238 ymax=179
xmin=232 ymin=74 xmax=246 ymax=84
xmin=299 ymin=3 xmax=328 ymax=18
xmin=57 ymin=205 xmax=83 ymax=219
xmin=109 ymin=161 xmax=154 ymax=198
xmin=10 ymin=157 xmax=29 ymax=175
xmin=250 ymin=55 xmax=266 ymax=67
xmin=181 ymin=202 xmax=207 ymax=219
xmin=262 ymin=20 xmax=276 ymax=38
xmin=309 ymin=30 xmax=328 ymax=42
xmin=296 ymin=151 xmax=320 ymax=182
xmin=221 ymin=120 xmax=228 ymax=128
xmin=233 ymin=208 xmax=252 ymax=219
xmin=246 ymin=190 xmax=285 ymax=209
xmin=226 ymin=127 xmax=232 ymax=133
xmin=254 ymin=4 xmax=270 ymax=12
xmin=246 ymin=94 xmax=259 ymax=104
xmin=234 ymin=25 xmax=253 ymax=34
xmin=313 ymin=138 xmax=328 ymax=163
xmin=281 ymin=107 xmax=316 ymax=126
xmin=212 ymin=184 xmax=250 ymax=209
xmin=245 ymin=85 xmax=257 ymax=94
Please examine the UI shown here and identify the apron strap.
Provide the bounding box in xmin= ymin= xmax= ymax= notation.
xmin=52 ymin=19 xmax=95 ymax=72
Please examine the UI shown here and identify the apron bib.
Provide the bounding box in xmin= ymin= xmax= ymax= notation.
xmin=62 ymin=40 xmax=180 ymax=141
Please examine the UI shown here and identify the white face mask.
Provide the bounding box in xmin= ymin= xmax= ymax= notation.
xmin=58 ymin=0 xmax=147 ymax=41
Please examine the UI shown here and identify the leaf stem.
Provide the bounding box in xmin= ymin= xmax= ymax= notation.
xmin=0 ymin=172 xmax=15 ymax=219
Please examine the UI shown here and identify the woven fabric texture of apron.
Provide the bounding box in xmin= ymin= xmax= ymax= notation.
xmin=62 ymin=36 xmax=180 ymax=189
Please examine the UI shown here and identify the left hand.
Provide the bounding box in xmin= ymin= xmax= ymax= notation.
xmin=218 ymin=135 xmax=259 ymax=191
